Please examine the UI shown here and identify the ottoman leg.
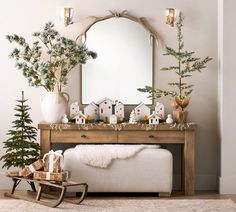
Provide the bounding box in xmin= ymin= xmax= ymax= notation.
xmin=159 ymin=192 xmax=171 ymax=197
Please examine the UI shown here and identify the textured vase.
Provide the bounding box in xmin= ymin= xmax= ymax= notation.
xmin=172 ymin=110 xmax=188 ymax=123
xmin=41 ymin=92 xmax=70 ymax=123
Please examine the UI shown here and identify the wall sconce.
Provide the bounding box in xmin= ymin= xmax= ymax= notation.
xmin=62 ymin=7 xmax=73 ymax=27
xmin=166 ymin=8 xmax=176 ymax=27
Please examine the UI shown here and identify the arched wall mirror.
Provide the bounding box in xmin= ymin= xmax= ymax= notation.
xmin=78 ymin=11 xmax=158 ymax=105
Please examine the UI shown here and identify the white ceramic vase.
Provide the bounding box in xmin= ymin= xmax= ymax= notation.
xmin=41 ymin=92 xmax=70 ymax=123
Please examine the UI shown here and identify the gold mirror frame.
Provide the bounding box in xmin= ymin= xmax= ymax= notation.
xmin=77 ymin=10 xmax=159 ymax=106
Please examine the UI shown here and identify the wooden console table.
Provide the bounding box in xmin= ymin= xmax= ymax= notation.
xmin=38 ymin=123 xmax=196 ymax=196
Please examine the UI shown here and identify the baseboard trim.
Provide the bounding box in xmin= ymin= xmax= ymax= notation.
xmin=220 ymin=175 xmax=236 ymax=194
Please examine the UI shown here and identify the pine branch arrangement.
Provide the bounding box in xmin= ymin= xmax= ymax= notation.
xmin=138 ymin=13 xmax=212 ymax=111
xmin=0 ymin=91 xmax=40 ymax=169
xmin=7 ymin=22 xmax=97 ymax=92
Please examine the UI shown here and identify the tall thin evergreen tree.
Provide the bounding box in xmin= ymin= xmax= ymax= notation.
xmin=0 ymin=91 xmax=40 ymax=169
xmin=138 ymin=13 xmax=212 ymax=111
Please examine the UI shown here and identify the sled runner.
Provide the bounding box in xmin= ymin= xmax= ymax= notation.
xmin=4 ymin=176 xmax=88 ymax=208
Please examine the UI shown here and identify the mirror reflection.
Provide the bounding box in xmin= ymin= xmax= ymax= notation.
xmin=82 ymin=17 xmax=153 ymax=104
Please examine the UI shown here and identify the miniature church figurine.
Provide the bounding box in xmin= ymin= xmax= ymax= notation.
xmin=134 ymin=102 xmax=151 ymax=121
xmin=70 ymin=102 xmax=80 ymax=119
xmin=114 ymin=101 xmax=124 ymax=122
xmin=166 ymin=114 xmax=174 ymax=124
xmin=148 ymin=111 xmax=160 ymax=125
xmin=84 ymin=101 xmax=99 ymax=121
xmin=97 ymin=98 xmax=113 ymax=122
xmin=109 ymin=114 xmax=118 ymax=124
xmin=155 ymin=102 xmax=165 ymax=119
xmin=129 ymin=110 xmax=137 ymax=124
xmin=61 ymin=114 xmax=69 ymax=124
xmin=74 ymin=111 xmax=86 ymax=124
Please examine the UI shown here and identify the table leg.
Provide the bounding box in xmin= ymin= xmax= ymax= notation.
xmin=40 ymin=129 xmax=51 ymax=157
xmin=181 ymin=144 xmax=185 ymax=192
xmin=184 ymin=130 xmax=195 ymax=195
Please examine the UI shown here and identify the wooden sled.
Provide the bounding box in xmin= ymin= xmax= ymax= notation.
xmin=4 ymin=176 xmax=88 ymax=208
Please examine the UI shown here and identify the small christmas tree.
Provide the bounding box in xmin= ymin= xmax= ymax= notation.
xmin=129 ymin=110 xmax=137 ymax=124
xmin=138 ymin=13 xmax=212 ymax=111
xmin=0 ymin=91 xmax=40 ymax=169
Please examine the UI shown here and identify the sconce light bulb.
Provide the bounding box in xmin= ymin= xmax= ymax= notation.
xmin=166 ymin=8 xmax=176 ymax=27
xmin=65 ymin=8 xmax=73 ymax=18
xmin=60 ymin=7 xmax=73 ymax=27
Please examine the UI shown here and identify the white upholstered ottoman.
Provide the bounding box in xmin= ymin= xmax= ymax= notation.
xmin=64 ymin=146 xmax=173 ymax=196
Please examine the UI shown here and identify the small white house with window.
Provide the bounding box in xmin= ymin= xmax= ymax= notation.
xmin=97 ymin=98 xmax=113 ymax=122
xmin=148 ymin=111 xmax=160 ymax=125
xmin=155 ymin=102 xmax=165 ymax=119
xmin=134 ymin=102 xmax=151 ymax=121
xmin=70 ymin=102 xmax=80 ymax=119
xmin=84 ymin=101 xmax=99 ymax=120
xmin=74 ymin=111 xmax=86 ymax=124
xmin=109 ymin=114 xmax=117 ymax=124
xmin=114 ymin=101 xmax=124 ymax=122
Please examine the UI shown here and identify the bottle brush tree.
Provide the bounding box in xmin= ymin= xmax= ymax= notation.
xmin=138 ymin=13 xmax=212 ymax=112
xmin=0 ymin=91 xmax=40 ymax=169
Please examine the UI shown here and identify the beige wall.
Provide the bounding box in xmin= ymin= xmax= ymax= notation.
xmin=0 ymin=0 xmax=218 ymax=190
xmin=219 ymin=0 xmax=236 ymax=194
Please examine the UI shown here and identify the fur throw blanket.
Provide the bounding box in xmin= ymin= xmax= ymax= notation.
xmin=74 ymin=144 xmax=160 ymax=168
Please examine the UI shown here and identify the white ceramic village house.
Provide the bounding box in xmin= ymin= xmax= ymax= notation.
xmin=114 ymin=101 xmax=124 ymax=122
xmin=155 ymin=102 xmax=165 ymax=119
xmin=84 ymin=101 xmax=99 ymax=120
xmin=97 ymin=98 xmax=113 ymax=122
xmin=70 ymin=102 xmax=80 ymax=119
xmin=74 ymin=111 xmax=86 ymax=124
xmin=109 ymin=114 xmax=117 ymax=124
xmin=148 ymin=111 xmax=160 ymax=125
xmin=134 ymin=102 xmax=151 ymax=121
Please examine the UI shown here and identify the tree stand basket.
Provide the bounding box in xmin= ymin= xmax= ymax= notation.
xmin=173 ymin=110 xmax=188 ymax=123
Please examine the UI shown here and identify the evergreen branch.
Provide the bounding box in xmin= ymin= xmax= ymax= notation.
xmin=180 ymin=84 xmax=194 ymax=90
xmin=137 ymin=86 xmax=177 ymax=99
xmin=181 ymin=56 xmax=199 ymax=63
xmin=185 ymin=89 xmax=193 ymax=96
xmin=163 ymin=46 xmax=178 ymax=57
xmin=161 ymin=66 xmax=179 ymax=71
xmin=168 ymin=82 xmax=187 ymax=86
xmin=181 ymin=74 xmax=192 ymax=78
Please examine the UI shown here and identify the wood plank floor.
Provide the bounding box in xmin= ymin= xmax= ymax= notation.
xmin=1 ymin=190 xmax=236 ymax=203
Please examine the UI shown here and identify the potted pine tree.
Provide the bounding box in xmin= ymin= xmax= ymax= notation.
xmin=7 ymin=22 xmax=97 ymax=123
xmin=138 ymin=13 xmax=212 ymax=123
